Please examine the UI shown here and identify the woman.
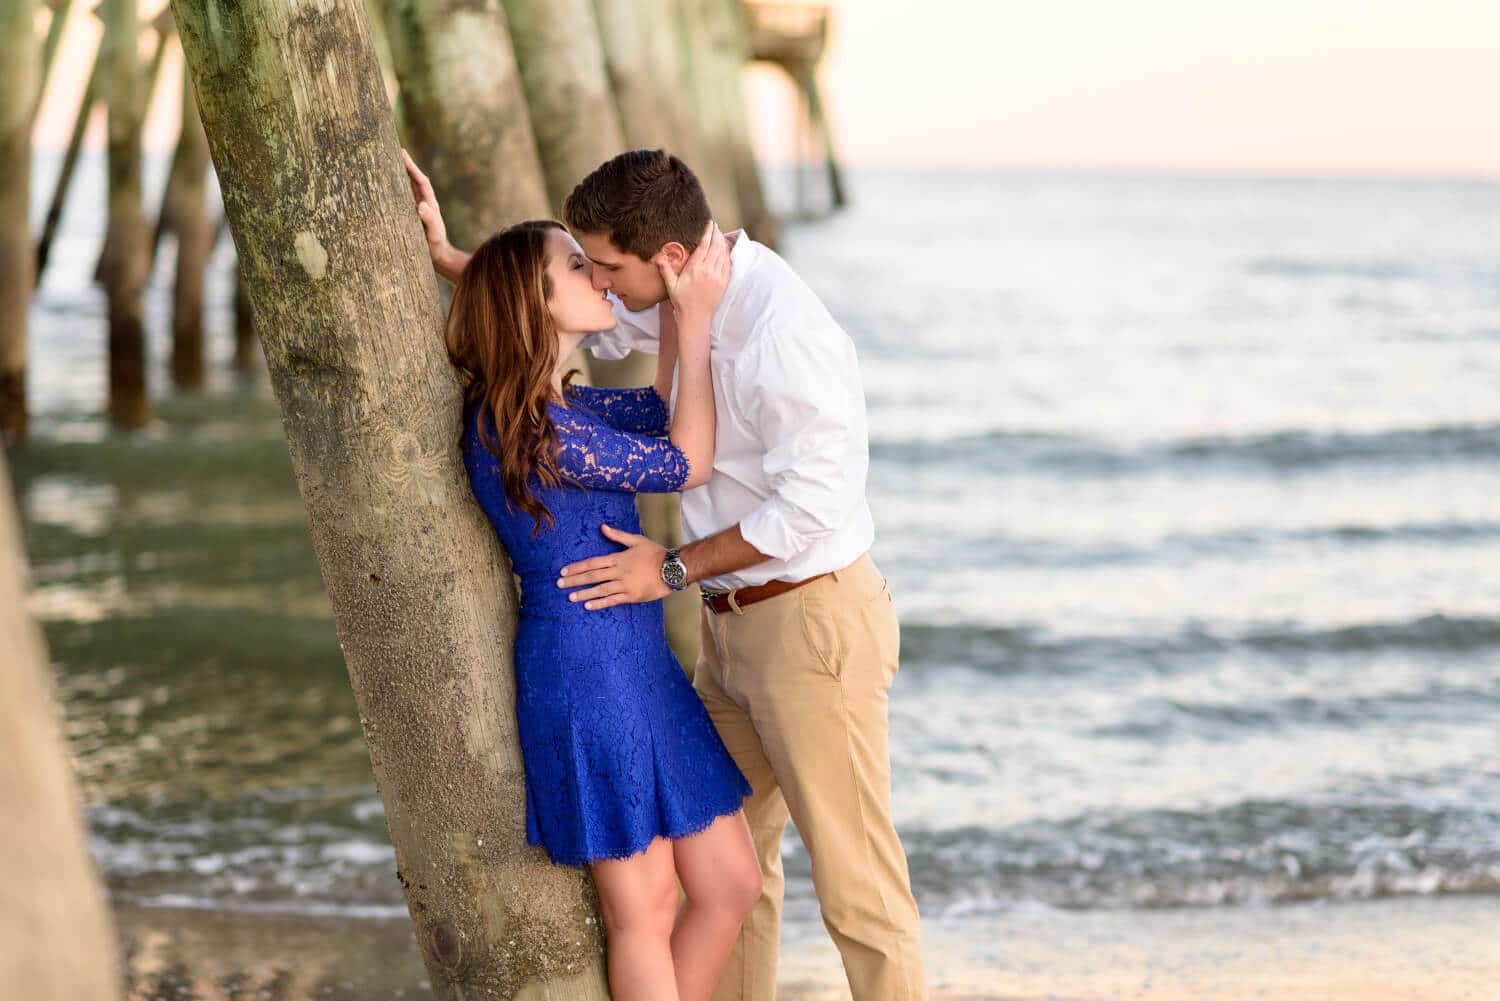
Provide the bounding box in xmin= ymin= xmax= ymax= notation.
xmin=446 ymin=217 xmax=760 ymax=1001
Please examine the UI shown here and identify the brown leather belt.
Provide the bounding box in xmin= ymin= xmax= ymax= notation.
xmin=701 ymin=572 xmax=830 ymax=614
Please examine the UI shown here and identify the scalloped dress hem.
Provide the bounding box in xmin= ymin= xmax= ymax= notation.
xmin=528 ymin=791 xmax=751 ymax=868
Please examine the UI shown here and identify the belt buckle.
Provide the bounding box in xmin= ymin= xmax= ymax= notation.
xmin=700 ymin=587 xmax=742 ymax=615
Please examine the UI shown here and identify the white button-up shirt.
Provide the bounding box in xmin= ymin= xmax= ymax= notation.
xmin=581 ymin=232 xmax=874 ymax=591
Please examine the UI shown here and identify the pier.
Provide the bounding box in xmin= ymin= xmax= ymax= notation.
xmin=745 ymin=2 xmax=846 ymax=214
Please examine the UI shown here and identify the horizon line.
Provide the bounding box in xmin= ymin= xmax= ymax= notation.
xmin=754 ymin=157 xmax=1500 ymax=185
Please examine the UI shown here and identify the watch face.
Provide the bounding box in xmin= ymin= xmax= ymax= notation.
xmin=663 ymin=557 xmax=687 ymax=590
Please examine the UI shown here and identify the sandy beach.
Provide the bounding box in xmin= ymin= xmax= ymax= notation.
xmin=114 ymin=894 xmax=1500 ymax=1000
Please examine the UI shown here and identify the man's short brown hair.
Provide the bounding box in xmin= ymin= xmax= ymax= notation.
xmin=562 ymin=149 xmax=712 ymax=260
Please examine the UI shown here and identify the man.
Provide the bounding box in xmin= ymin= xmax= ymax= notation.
xmin=405 ymin=147 xmax=925 ymax=1001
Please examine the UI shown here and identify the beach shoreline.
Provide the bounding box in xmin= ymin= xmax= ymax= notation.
xmin=113 ymin=893 xmax=1500 ymax=1000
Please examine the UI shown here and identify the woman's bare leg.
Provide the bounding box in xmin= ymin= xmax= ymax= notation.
xmin=670 ymin=810 xmax=763 ymax=1001
xmin=591 ymin=837 xmax=683 ymax=1001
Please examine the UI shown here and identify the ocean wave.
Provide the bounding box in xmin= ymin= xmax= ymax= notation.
xmin=870 ymin=422 xmax=1500 ymax=477
xmin=892 ymin=518 xmax=1500 ymax=571
xmin=1244 ymin=256 xmax=1418 ymax=280
xmin=889 ymin=798 xmax=1500 ymax=913
xmin=901 ymin=614 xmax=1500 ymax=673
xmin=97 ymin=796 xmax=1500 ymax=918
xmin=1090 ymin=680 xmax=1500 ymax=742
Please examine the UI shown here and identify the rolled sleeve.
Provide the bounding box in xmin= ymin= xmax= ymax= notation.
xmin=740 ymin=492 xmax=837 ymax=562
xmin=735 ymin=329 xmax=867 ymax=562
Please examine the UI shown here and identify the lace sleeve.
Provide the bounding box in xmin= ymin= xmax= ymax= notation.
xmin=553 ymin=406 xmax=689 ymax=493
xmin=565 ymin=384 xmax=671 ymax=436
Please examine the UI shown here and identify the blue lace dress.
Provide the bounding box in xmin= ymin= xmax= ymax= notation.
xmin=461 ymin=384 xmax=751 ymax=866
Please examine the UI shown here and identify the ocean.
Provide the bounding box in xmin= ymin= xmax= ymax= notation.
xmin=13 ymin=155 xmax=1500 ymax=930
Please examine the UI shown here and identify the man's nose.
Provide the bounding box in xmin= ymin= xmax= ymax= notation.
xmin=590 ymin=269 xmax=611 ymax=291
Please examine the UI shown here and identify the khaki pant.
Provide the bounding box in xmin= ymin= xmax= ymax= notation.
xmin=694 ymin=553 xmax=926 ymax=1001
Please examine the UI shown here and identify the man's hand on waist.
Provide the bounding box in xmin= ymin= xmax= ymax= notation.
xmin=557 ymin=521 xmax=777 ymax=612
xmin=557 ymin=524 xmax=670 ymax=611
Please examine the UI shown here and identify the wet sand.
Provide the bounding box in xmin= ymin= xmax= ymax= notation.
xmin=780 ymin=895 xmax=1500 ymax=1000
xmin=114 ymin=894 xmax=1500 ymax=1000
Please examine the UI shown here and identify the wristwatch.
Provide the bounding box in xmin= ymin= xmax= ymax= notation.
xmin=661 ymin=548 xmax=689 ymax=592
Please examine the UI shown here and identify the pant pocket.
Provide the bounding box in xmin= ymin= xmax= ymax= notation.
xmin=798 ymin=589 xmax=847 ymax=680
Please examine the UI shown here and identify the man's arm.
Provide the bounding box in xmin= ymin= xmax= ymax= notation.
xmin=557 ymin=329 xmax=865 ymax=611
xmin=680 ymin=523 xmax=770 ymax=584
xmin=554 ymin=522 xmax=772 ymax=611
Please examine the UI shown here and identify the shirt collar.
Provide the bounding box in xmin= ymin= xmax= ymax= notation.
xmin=713 ymin=229 xmax=756 ymax=343
xmin=724 ymin=228 xmax=754 ymax=273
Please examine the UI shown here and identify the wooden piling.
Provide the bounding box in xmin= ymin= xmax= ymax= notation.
xmin=232 ymin=264 xmax=256 ymax=374
xmin=38 ymin=0 xmax=74 ymax=104
xmin=0 ymin=453 xmax=123 ymax=1001
xmin=500 ymin=0 xmax=627 ymax=212
xmin=171 ymin=0 xmax=614 ymax=989
xmin=376 ymin=0 xmax=550 ymax=248
xmin=1 ymin=0 xmax=39 ymax=445
xmin=675 ymin=0 xmax=754 ymax=234
xmin=101 ymin=0 xmax=150 ymax=428
xmin=709 ymin=0 xmax=775 ymax=244
xmin=93 ymin=12 xmax=171 ymax=286
xmin=34 ymin=43 xmax=97 ymax=283
xmin=592 ymin=0 xmax=681 ymax=150
xmin=166 ymin=65 xmax=210 ymax=388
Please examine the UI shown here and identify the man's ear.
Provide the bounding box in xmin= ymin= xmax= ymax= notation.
xmin=652 ymin=241 xmax=690 ymax=272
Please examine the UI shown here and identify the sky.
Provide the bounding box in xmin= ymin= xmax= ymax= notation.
xmin=34 ymin=0 xmax=1500 ymax=178
xmin=746 ymin=0 xmax=1500 ymax=177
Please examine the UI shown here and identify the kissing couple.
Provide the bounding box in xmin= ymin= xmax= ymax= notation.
xmin=404 ymin=147 xmax=926 ymax=1001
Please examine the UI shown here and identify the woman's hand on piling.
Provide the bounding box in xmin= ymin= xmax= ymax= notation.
xmin=401 ymin=148 xmax=450 ymax=262
xmin=656 ymin=221 xmax=730 ymax=329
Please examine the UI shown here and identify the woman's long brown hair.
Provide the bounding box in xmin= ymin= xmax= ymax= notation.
xmin=445 ymin=220 xmax=577 ymax=534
